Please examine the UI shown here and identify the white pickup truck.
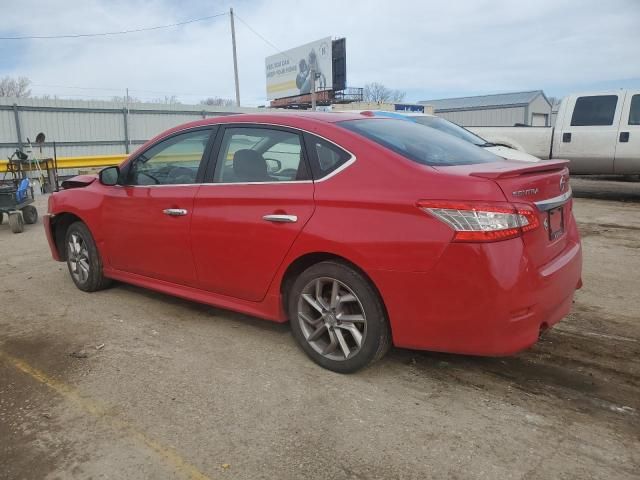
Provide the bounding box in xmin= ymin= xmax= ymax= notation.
xmin=468 ymin=90 xmax=640 ymax=175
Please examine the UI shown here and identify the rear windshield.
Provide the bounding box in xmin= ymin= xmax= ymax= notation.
xmin=412 ymin=116 xmax=488 ymax=146
xmin=339 ymin=118 xmax=499 ymax=166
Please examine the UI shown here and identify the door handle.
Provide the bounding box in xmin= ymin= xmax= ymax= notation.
xmin=562 ymin=132 xmax=571 ymax=143
xmin=163 ymin=208 xmax=188 ymax=216
xmin=263 ymin=214 xmax=298 ymax=223
xmin=620 ymin=131 xmax=630 ymax=143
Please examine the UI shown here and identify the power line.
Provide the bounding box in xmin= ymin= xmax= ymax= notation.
xmin=124 ymin=88 xmax=217 ymax=97
xmin=233 ymin=13 xmax=284 ymax=54
xmin=6 ymin=10 xmax=287 ymax=104
xmin=0 ymin=12 xmax=227 ymax=40
xmin=28 ymin=92 xmax=121 ymax=99
xmin=31 ymin=83 xmax=222 ymax=98
xmin=32 ymin=83 xmax=124 ymax=92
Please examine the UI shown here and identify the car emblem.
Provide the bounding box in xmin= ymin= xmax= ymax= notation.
xmin=559 ymin=176 xmax=567 ymax=192
xmin=512 ymin=188 xmax=539 ymax=197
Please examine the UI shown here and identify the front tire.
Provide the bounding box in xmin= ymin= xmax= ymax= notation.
xmin=65 ymin=221 xmax=111 ymax=292
xmin=288 ymin=261 xmax=391 ymax=373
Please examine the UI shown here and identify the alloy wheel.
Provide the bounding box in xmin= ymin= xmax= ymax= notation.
xmin=297 ymin=277 xmax=367 ymax=361
xmin=68 ymin=233 xmax=90 ymax=284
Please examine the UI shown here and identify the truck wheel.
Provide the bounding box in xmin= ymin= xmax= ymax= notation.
xmin=22 ymin=205 xmax=38 ymax=224
xmin=65 ymin=221 xmax=112 ymax=292
xmin=8 ymin=212 xmax=24 ymax=234
xmin=288 ymin=261 xmax=391 ymax=373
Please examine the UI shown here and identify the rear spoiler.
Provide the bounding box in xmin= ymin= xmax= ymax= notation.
xmin=61 ymin=174 xmax=97 ymax=190
xmin=470 ymin=159 xmax=570 ymax=179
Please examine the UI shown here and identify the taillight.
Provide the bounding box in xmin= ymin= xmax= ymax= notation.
xmin=418 ymin=201 xmax=539 ymax=242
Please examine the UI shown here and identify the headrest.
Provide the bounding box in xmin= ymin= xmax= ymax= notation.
xmin=233 ymin=149 xmax=268 ymax=182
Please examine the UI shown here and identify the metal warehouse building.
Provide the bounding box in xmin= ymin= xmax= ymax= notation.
xmin=419 ymin=90 xmax=552 ymax=127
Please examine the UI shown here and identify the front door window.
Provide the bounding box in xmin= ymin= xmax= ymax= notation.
xmin=126 ymin=129 xmax=212 ymax=185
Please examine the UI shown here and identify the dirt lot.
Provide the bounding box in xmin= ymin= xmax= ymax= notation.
xmin=1 ymin=177 xmax=639 ymax=480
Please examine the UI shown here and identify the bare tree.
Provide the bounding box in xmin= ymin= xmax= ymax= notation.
xmin=363 ymin=82 xmax=391 ymax=103
xmin=34 ymin=94 xmax=59 ymax=100
xmin=110 ymin=95 xmax=181 ymax=105
xmin=150 ymin=95 xmax=181 ymax=105
xmin=390 ymin=89 xmax=406 ymax=102
xmin=111 ymin=95 xmax=141 ymax=104
xmin=0 ymin=76 xmax=32 ymax=97
xmin=548 ymin=96 xmax=562 ymax=108
xmin=200 ymin=97 xmax=235 ymax=107
xmin=362 ymin=82 xmax=406 ymax=103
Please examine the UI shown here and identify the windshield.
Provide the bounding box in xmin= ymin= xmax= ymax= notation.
xmin=340 ymin=118 xmax=500 ymax=166
xmin=412 ymin=116 xmax=489 ymax=146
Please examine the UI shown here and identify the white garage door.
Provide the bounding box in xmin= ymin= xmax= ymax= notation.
xmin=532 ymin=113 xmax=548 ymax=126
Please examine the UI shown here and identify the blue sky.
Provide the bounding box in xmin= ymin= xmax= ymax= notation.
xmin=1 ymin=0 xmax=639 ymax=105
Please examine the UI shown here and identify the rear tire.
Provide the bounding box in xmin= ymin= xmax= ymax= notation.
xmin=8 ymin=212 xmax=24 ymax=233
xmin=22 ymin=205 xmax=38 ymax=224
xmin=288 ymin=261 xmax=391 ymax=373
xmin=65 ymin=221 xmax=111 ymax=292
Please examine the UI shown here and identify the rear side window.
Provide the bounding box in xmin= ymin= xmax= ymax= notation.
xmin=305 ymin=135 xmax=351 ymax=178
xmin=339 ymin=118 xmax=499 ymax=166
xmin=629 ymin=95 xmax=640 ymax=126
xmin=571 ymin=95 xmax=618 ymax=126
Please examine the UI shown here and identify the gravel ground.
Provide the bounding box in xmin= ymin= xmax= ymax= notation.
xmin=0 ymin=177 xmax=639 ymax=480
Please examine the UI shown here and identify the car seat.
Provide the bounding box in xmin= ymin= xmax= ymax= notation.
xmin=233 ymin=149 xmax=272 ymax=182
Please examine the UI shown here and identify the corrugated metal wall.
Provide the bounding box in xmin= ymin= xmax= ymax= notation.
xmin=0 ymin=97 xmax=263 ymax=160
xmin=436 ymin=106 xmax=526 ymax=127
xmin=128 ymin=112 xmax=205 ymax=141
xmin=0 ymin=109 xmax=17 ymax=144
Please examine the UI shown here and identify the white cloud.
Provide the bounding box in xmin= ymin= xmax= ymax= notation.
xmin=2 ymin=0 xmax=639 ymax=105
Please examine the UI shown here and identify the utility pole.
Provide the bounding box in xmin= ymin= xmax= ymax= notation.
xmin=310 ymin=65 xmax=316 ymax=110
xmin=229 ymin=8 xmax=241 ymax=107
xmin=124 ymin=88 xmax=130 ymax=153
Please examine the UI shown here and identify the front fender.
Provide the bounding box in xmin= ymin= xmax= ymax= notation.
xmin=47 ymin=185 xmax=106 ymax=260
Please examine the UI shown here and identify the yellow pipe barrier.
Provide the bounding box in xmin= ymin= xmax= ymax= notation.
xmin=0 ymin=154 xmax=127 ymax=173
xmin=1 ymin=149 xmax=264 ymax=173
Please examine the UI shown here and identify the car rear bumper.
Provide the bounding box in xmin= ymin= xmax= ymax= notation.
xmin=43 ymin=214 xmax=61 ymax=261
xmin=372 ymin=235 xmax=582 ymax=356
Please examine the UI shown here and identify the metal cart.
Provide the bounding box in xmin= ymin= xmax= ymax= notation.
xmin=0 ymin=181 xmax=37 ymax=233
xmin=0 ymin=150 xmax=40 ymax=234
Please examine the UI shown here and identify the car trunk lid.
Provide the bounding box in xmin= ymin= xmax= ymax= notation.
xmin=437 ymin=160 xmax=573 ymax=266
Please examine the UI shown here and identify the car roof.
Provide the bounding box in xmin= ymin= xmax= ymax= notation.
xmin=130 ymin=111 xmax=379 ymax=159
xmin=159 ymin=111 xmax=372 ymax=135
xmin=367 ymin=111 xmax=436 ymax=119
xmin=223 ymin=111 xmax=368 ymax=124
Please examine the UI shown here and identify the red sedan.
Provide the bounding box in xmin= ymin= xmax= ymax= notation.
xmin=44 ymin=112 xmax=582 ymax=373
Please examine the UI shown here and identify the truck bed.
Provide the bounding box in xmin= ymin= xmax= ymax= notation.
xmin=468 ymin=126 xmax=553 ymax=159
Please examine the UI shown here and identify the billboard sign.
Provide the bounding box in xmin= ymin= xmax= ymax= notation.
xmin=266 ymin=37 xmax=333 ymax=100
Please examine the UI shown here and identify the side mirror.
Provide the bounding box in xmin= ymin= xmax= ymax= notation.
xmin=99 ymin=166 xmax=120 ymax=186
xmin=265 ymin=158 xmax=282 ymax=174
